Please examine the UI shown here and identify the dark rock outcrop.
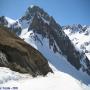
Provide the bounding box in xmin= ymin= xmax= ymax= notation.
xmin=29 ymin=13 xmax=81 ymax=70
xmin=24 ymin=6 xmax=90 ymax=75
xmin=0 ymin=16 xmax=8 ymax=25
xmin=0 ymin=26 xmax=52 ymax=76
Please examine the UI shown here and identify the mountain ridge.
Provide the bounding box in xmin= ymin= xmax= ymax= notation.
xmin=0 ymin=5 xmax=90 ymax=84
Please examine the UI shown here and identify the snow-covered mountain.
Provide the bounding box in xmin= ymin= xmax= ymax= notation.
xmin=0 ymin=16 xmax=21 ymax=35
xmin=19 ymin=5 xmax=90 ymax=76
xmin=63 ymin=25 xmax=90 ymax=60
xmin=0 ymin=5 xmax=90 ymax=90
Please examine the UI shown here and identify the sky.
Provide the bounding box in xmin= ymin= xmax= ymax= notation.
xmin=0 ymin=0 xmax=90 ymax=25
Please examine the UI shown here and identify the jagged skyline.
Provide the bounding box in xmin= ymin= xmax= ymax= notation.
xmin=0 ymin=0 xmax=90 ymax=25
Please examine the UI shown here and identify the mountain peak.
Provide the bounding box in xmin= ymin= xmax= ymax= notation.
xmin=20 ymin=5 xmax=50 ymax=22
xmin=19 ymin=5 xmax=53 ymax=29
xmin=29 ymin=5 xmax=42 ymax=10
xmin=30 ymin=5 xmax=34 ymax=8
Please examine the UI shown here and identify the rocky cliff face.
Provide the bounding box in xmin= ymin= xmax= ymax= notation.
xmin=0 ymin=26 xmax=52 ymax=77
xmin=19 ymin=6 xmax=90 ymax=75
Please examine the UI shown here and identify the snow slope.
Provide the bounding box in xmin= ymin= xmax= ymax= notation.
xmin=0 ymin=65 xmax=90 ymax=90
xmin=5 ymin=17 xmax=16 ymax=24
xmin=0 ymin=67 xmax=30 ymax=84
xmin=20 ymin=29 xmax=90 ymax=85
xmin=5 ymin=17 xmax=16 ymax=27
xmin=0 ymin=69 xmax=87 ymax=90
xmin=63 ymin=26 xmax=90 ymax=60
